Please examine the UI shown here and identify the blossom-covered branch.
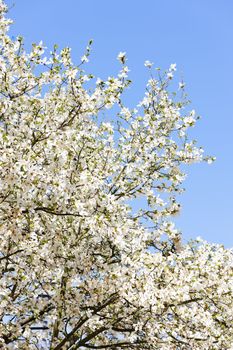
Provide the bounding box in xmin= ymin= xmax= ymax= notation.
xmin=0 ymin=1 xmax=232 ymax=349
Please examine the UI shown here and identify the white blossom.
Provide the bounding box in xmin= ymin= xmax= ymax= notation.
xmin=117 ymin=51 xmax=127 ymax=64
xmin=144 ymin=60 xmax=153 ymax=68
xmin=0 ymin=2 xmax=232 ymax=349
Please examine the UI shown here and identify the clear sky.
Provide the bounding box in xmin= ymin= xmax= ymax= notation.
xmin=5 ymin=0 xmax=233 ymax=247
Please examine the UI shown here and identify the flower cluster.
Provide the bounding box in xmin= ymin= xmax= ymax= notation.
xmin=0 ymin=1 xmax=232 ymax=349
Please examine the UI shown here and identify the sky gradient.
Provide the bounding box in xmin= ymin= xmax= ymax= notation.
xmin=5 ymin=0 xmax=233 ymax=247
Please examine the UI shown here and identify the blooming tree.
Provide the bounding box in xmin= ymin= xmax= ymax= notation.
xmin=0 ymin=2 xmax=233 ymax=349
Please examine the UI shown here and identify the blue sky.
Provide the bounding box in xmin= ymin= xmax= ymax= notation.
xmin=5 ymin=0 xmax=233 ymax=247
